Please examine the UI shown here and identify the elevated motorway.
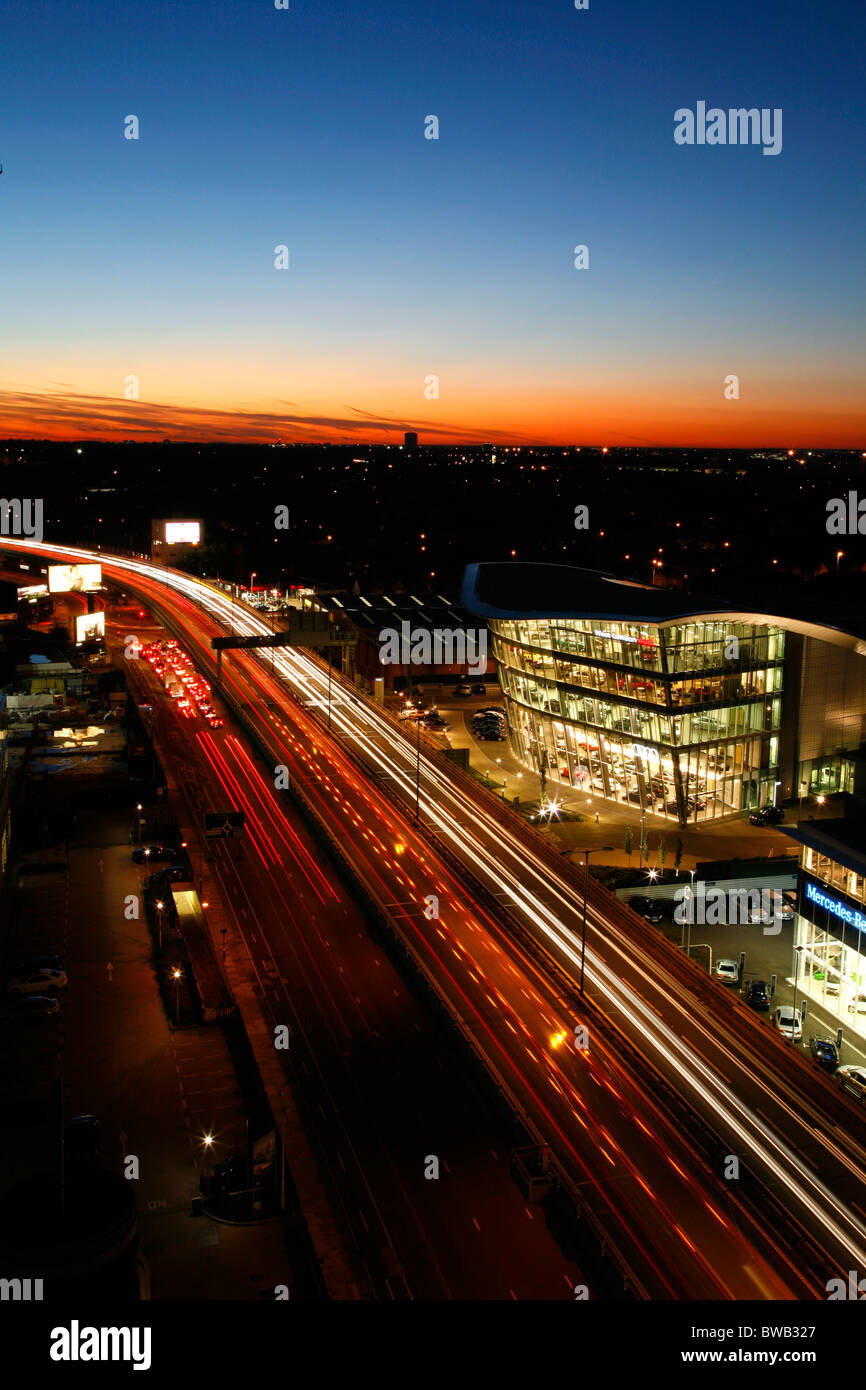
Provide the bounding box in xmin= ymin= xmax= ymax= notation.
xmin=4 ymin=540 xmax=865 ymax=1297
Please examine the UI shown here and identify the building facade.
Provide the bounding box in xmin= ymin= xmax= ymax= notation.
xmin=463 ymin=562 xmax=866 ymax=827
xmin=489 ymin=615 xmax=785 ymax=823
xmin=783 ymin=820 xmax=866 ymax=1030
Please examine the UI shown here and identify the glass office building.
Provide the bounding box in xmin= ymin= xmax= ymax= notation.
xmin=488 ymin=616 xmax=786 ymax=824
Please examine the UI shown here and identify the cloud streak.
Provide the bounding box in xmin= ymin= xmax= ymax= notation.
xmin=0 ymin=387 xmax=514 ymax=445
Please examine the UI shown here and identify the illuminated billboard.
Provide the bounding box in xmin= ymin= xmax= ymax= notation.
xmin=164 ymin=522 xmax=201 ymax=545
xmin=75 ymin=611 xmax=105 ymax=644
xmin=49 ymin=563 xmax=102 ymax=594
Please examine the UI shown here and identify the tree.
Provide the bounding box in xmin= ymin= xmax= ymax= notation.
xmin=674 ymin=838 xmax=684 ymax=876
xmin=658 ymin=837 xmax=668 ymax=872
xmin=539 ymin=766 xmax=547 ymax=810
xmin=624 ymin=825 xmax=633 ymax=867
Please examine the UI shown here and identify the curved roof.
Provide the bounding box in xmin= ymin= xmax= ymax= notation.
xmin=461 ymin=562 xmax=866 ymax=652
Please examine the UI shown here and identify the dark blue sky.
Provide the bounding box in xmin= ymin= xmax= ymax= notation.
xmin=1 ymin=0 xmax=864 ymax=443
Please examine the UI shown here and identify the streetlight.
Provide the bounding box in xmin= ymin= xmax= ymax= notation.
xmin=792 ymin=944 xmax=805 ymax=1038
xmin=155 ymin=900 xmax=164 ymax=951
xmin=249 ymin=571 xmax=257 ymax=594
xmin=798 ymin=779 xmax=806 ymax=823
xmin=202 ymin=1132 xmax=215 ymax=1201
xmin=576 ymin=846 xmax=615 ymax=994
xmin=172 ymin=967 xmax=182 ymax=1025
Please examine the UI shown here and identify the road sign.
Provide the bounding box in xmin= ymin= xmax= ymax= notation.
xmin=204 ymin=811 xmax=245 ymax=839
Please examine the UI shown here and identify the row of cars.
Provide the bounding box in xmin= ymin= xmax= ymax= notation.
xmin=398 ymin=705 xmax=452 ymax=734
xmin=4 ymin=954 xmax=66 ymax=1018
xmin=132 ymin=842 xmax=192 ymax=890
xmin=472 ymin=707 xmax=507 ymax=742
xmin=713 ymin=962 xmax=866 ymax=1102
xmin=142 ymin=640 xmax=224 ymax=728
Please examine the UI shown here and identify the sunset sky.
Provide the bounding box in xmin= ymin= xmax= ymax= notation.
xmin=1 ymin=0 xmax=863 ymax=445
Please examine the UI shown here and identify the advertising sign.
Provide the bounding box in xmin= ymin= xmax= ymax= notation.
xmin=75 ymin=611 xmax=105 ymax=644
xmin=48 ymin=563 xmax=102 ymax=593
xmin=164 ymin=522 xmax=201 ymax=544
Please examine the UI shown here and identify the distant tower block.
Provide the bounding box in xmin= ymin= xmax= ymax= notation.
xmin=404 ymin=432 xmax=418 ymax=450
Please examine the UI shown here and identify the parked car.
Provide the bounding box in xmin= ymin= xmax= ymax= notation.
xmin=749 ymin=806 xmax=784 ymax=826
xmin=7 ymin=967 xmax=67 ymax=995
xmin=808 ymin=1036 xmax=839 ymax=1071
xmin=628 ymin=896 xmax=663 ymax=925
xmin=470 ymin=684 xmax=487 ymax=695
xmin=453 ymin=685 xmax=472 ymax=696
xmin=13 ymin=954 xmax=61 ymax=977
xmin=132 ymin=844 xmax=177 ymax=864
xmin=14 ymin=994 xmax=60 ymax=1016
xmin=836 ymin=1064 xmax=866 ymax=1102
xmin=744 ymin=979 xmax=770 ymax=1010
xmin=200 ymin=1153 xmax=273 ymax=1196
xmin=772 ymin=1005 xmax=803 ymax=1040
xmin=715 ymin=958 xmax=740 ymax=985
xmin=147 ymin=861 xmax=192 ymax=885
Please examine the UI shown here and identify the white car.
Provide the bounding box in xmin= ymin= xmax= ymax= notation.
xmin=836 ymin=1065 xmax=866 ymax=1102
xmin=7 ymin=968 xmax=67 ymax=995
xmin=715 ymin=959 xmax=739 ymax=985
xmin=772 ymin=1006 xmax=803 ymax=1040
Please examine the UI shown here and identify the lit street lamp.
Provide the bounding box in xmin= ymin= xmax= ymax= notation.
xmin=172 ymin=967 xmax=182 ymax=1025
xmin=792 ymin=944 xmax=805 ymax=1040
xmin=576 ymin=846 xmax=615 ymax=994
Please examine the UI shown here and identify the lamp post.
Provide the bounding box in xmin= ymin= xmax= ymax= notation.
xmin=792 ymin=944 xmax=805 ymax=1040
xmin=172 ymin=967 xmax=182 ymax=1025
xmin=577 ymin=846 xmax=614 ymax=994
xmin=249 ymin=571 xmax=256 ymax=594
xmin=202 ymin=1132 xmax=214 ymax=1202
xmin=155 ymin=900 xmax=164 ymax=952
xmin=798 ymin=779 xmax=806 ymax=823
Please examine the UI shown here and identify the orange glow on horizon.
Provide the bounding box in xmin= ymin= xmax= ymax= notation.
xmin=0 ymin=381 xmax=862 ymax=448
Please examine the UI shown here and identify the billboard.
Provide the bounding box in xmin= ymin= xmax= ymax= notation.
xmin=75 ymin=611 xmax=105 ymax=644
xmin=164 ymin=521 xmax=201 ymax=545
xmin=49 ymin=563 xmax=102 ymax=594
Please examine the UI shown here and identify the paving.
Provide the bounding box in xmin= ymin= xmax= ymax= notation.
xmin=0 ymin=807 xmax=294 ymax=1300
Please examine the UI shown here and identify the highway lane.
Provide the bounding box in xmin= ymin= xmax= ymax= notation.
xmin=1 ymin=538 xmax=846 ymax=1294
xmin=114 ymin=575 xmax=807 ymax=1297
xmin=120 ymin=622 xmax=589 ymax=1300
